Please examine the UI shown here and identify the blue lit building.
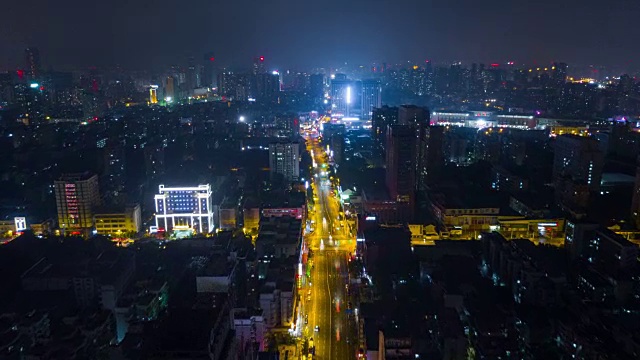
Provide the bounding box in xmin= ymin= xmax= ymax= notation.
xmin=154 ymin=184 xmax=214 ymax=233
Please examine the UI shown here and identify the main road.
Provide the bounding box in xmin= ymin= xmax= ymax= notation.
xmin=300 ymin=133 xmax=357 ymax=360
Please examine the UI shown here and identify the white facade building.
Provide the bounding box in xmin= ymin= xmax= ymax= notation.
xmin=154 ymin=184 xmax=214 ymax=233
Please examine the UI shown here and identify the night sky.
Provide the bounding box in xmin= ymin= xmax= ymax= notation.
xmin=1 ymin=0 xmax=638 ymax=71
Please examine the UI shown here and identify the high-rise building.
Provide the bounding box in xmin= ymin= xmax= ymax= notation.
xmin=0 ymin=72 xmax=14 ymax=104
xmin=164 ymin=76 xmax=176 ymax=102
xmin=186 ymin=56 xmax=199 ymax=90
xmin=25 ymin=47 xmax=41 ymax=80
xmin=330 ymin=79 xmax=360 ymax=117
xmin=553 ymin=135 xmax=604 ymax=192
xmin=360 ymin=79 xmax=381 ymax=119
xmin=371 ymin=106 xmax=399 ymax=149
xmin=255 ymin=73 xmax=280 ymax=102
xmin=269 ymin=142 xmax=300 ymax=181
xmin=82 ymin=90 xmax=104 ymax=121
xmin=385 ymin=125 xmax=416 ymax=221
xmin=154 ymin=184 xmax=214 ymax=233
xmin=551 ymin=62 xmax=568 ymax=86
xmin=101 ymin=139 xmax=127 ymax=206
xmin=149 ymin=85 xmax=158 ymax=104
xmin=553 ymin=135 xmax=604 ymax=210
xmin=54 ymin=173 xmax=101 ymax=234
xmin=631 ymin=157 xmax=640 ymax=228
xmin=217 ymin=72 xmax=250 ymax=101
xmin=323 ymin=123 xmax=346 ymax=165
xmin=419 ymin=125 xmax=444 ymax=190
xmin=398 ymin=105 xmax=429 ymax=126
xmin=45 ymin=71 xmax=74 ymax=106
xmin=309 ymin=74 xmax=324 ymax=99
xmin=202 ymin=52 xmax=216 ymax=87
xmin=274 ymin=115 xmax=300 ymax=138
xmin=398 ymin=105 xmax=435 ymax=191
xmin=253 ymin=56 xmax=266 ymax=75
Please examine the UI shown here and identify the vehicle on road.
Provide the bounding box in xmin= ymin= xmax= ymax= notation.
xmin=314 ymin=325 xmax=320 ymax=332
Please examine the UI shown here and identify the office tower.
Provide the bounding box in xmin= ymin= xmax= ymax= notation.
xmin=371 ymin=106 xmax=399 ymax=149
xmin=330 ymin=79 xmax=360 ymax=117
xmin=202 ymin=52 xmax=216 ymax=87
xmin=309 ymin=74 xmax=324 ymax=99
xmin=330 ymin=78 xmax=350 ymax=115
xmin=154 ymin=185 xmax=214 ymax=233
xmin=253 ymin=56 xmax=266 ymax=75
xmin=385 ymin=125 xmax=416 ymax=221
xmin=54 ymin=173 xmax=101 ymax=234
xmin=360 ymin=79 xmax=381 ymax=119
xmin=25 ymin=47 xmax=41 ymax=80
xmin=149 ymin=85 xmax=158 ymax=104
xmin=164 ymin=76 xmax=176 ymax=102
xmin=269 ymin=142 xmax=300 ymax=181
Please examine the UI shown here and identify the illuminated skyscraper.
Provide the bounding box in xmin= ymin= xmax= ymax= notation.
xmin=25 ymin=47 xmax=41 ymax=80
xmin=149 ymin=85 xmax=158 ymax=104
xmin=164 ymin=76 xmax=175 ymax=102
xmin=54 ymin=173 xmax=100 ymax=234
xmin=154 ymin=185 xmax=214 ymax=233
xmin=360 ymin=79 xmax=381 ymax=119
xmin=330 ymin=78 xmax=360 ymax=117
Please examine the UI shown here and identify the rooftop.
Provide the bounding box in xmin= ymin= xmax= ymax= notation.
xmin=56 ymin=172 xmax=96 ymax=182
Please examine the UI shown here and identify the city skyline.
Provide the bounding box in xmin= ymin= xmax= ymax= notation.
xmin=1 ymin=0 xmax=639 ymax=71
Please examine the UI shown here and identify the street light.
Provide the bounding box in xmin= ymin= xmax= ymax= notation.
xmin=239 ymin=116 xmax=246 ymax=122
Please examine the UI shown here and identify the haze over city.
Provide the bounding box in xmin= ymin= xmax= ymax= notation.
xmin=2 ymin=0 xmax=639 ymax=70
